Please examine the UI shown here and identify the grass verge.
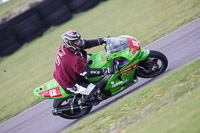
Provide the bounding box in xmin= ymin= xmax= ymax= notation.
xmin=63 ymin=59 xmax=200 ymax=133
xmin=0 ymin=0 xmax=200 ymax=123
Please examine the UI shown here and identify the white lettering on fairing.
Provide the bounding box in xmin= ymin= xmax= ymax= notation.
xmin=55 ymin=45 xmax=66 ymax=66
xmin=47 ymin=81 xmax=59 ymax=89
xmin=111 ymin=79 xmax=128 ymax=88
xmin=91 ymin=71 xmax=100 ymax=74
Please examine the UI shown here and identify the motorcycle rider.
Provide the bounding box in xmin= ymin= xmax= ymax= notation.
xmin=53 ymin=30 xmax=115 ymax=104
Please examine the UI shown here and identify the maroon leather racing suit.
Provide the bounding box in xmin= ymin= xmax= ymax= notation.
xmin=53 ymin=39 xmax=104 ymax=90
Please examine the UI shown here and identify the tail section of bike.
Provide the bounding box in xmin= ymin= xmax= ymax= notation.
xmin=33 ymin=79 xmax=71 ymax=99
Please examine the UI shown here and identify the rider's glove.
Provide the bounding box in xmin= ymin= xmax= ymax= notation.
xmin=97 ymin=38 xmax=106 ymax=45
xmin=107 ymin=65 xmax=115 ymax=74
xmin=103 ymin=63 xmax=118 ymax=75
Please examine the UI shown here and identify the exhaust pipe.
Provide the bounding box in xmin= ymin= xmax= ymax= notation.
xmin=52 ymin=105 xmax=88 ymax=115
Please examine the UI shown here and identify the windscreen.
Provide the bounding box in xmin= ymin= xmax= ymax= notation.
xmin=105 ymin=37 xmax=129 ymax=55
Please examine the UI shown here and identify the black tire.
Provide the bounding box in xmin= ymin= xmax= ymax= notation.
xmin=51 ymin=12 xmax=72 ymax=26
xmin=35 ymin=0 xmax=63 ymax=18
xmin=61 ymin=0 xmax=73 ymax=6
xmin=53 ymin=97 xmax=92 ymax=119
xmin=8 ymin=8 xmax=36 ymax=25
xmin=76 ymin=0 xmax=100 ymax=13
xmin=67 ymin=0 xmax=89 ymax=13
xmin=0 ymin=34 xmax=21 ymax=49
xmin=19 ymin=28 xmax=46 ymax=43
xmin=10 ymin=14 xmax=46 ymax=43
xmin=0 ymin=41 xmax=22 ymax=57
xmin=0 ymin=22 xmax=8 ymax=31
xmin=34 ymin=0 xmax=55 ymax=9
xmin=10 ymin=14 xmax=44 ymax=31
xmin=42 ymin=5 xmax=72 ymax=26
xmin=0 ymin=22 xmax=12 ymax=42
xmin=136 ymin=50 xmax=168 ymax=78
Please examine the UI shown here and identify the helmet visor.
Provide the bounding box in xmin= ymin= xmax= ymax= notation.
xmin=70 ymin=39 xmax=84 ymax=47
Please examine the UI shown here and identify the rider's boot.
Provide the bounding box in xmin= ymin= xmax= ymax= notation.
xmin=92 ymin=89 xmax=112 ymax=105
xmin=82 ymin=86 xmax=101 ymax=106
xmin=84 ymin=87 xmax=112 ymax=106
xmin=101 ymin=89 xmax=112 ymax=97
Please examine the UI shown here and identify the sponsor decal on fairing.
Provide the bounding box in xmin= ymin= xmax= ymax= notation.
xmin=111 ymin=79 xmax=129 ymax=88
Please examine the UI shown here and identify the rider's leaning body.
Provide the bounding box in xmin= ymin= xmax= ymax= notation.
xmin=53 ymin=30 xmax=115 ymax=102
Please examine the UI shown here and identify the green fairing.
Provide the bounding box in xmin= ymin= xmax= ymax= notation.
xmin=33 ymin=35 xmax=150 ymax=99
xmin=86 ymin=35 xmax=150 ymax=95
xmin=33 ymin=79 xmax=71 ymax=99
xmin=140 ymin=50 xmax=150 ymax=61
xmin=87 ymin=51 xmax=141 ymax=95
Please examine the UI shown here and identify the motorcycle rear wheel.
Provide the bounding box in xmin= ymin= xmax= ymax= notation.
xmin=53 ymin=96 xmax=92 ymax=119
xmin=136 ymin=50 xmax=168 ymax=78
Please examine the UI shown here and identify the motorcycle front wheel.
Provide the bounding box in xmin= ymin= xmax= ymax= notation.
xmin=53 ymin=96 xmax=93 ymax=119
xmin=136 ymin=50 xmax=168 ymax=78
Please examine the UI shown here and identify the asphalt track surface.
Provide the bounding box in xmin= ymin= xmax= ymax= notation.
xmin=0 ymin=18 xmax=200 ymax=133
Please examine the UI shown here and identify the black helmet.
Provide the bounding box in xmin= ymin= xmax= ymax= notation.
xmin=61 ymin=30 xmax=84 ymax=50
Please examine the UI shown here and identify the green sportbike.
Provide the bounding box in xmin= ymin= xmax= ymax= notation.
xmin=33 ymin=35 xmax=168 ymax=119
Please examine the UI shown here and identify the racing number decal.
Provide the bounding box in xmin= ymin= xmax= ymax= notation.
xmin=39 ymin=87 xmax=62 ymax=98
xmin=128 ymin=38 xmax=140 ymax=50
xmin=49 ymin=89 xmax=57 ymax=97
xmin=132 ymin=40 xmax=139 ymax=48
xmin=49 ymin=87 xmax=62 ymax=97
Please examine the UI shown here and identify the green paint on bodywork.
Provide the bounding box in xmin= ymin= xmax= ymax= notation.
xmin=34 ymin=35 xmax=150 ymax=99
xmin=33 ymin=79 xmax=71 ymax=99
xmin=140 ymin=50 xmax=150 ymax=61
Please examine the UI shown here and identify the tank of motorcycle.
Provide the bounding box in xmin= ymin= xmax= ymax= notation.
xmin=33 ymin=79 xmax=71 ymax=99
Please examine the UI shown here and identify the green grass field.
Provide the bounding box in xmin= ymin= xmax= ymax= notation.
xmin=0 ymin=0 xmax=200 ymax=123
xmin=63 ymin=59 xmax=200 ymax=133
